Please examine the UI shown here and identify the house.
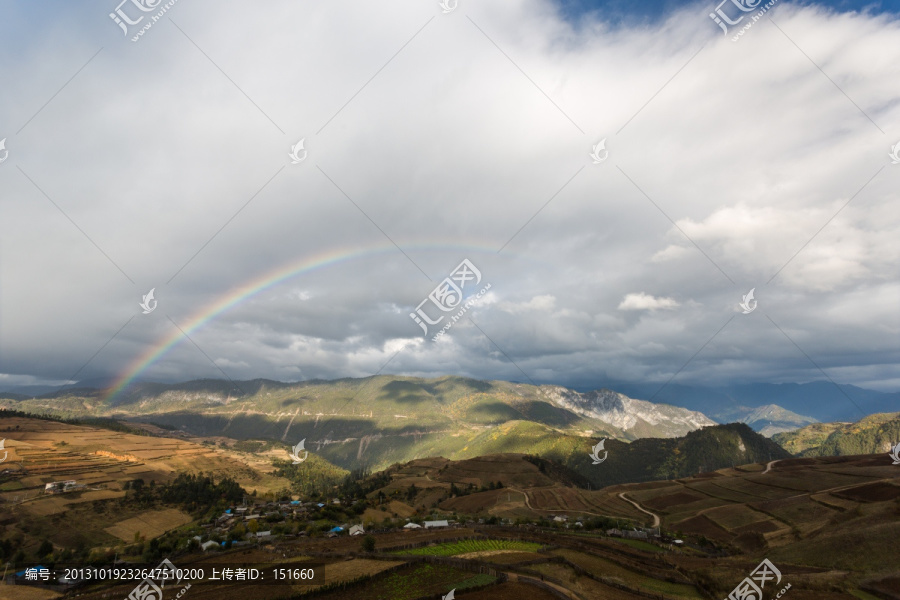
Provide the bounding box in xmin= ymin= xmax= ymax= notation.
xmin=606 ymin=528 xmax=623 ymax=537
xmin=200 ymin=540 xmax=219 ymax=552
xmin=403 ymin=522 xmax=422 ymax=530
xmin=622 ymin=529 xmax=649 ymax=540
xmin=44 ymin=480 xmax=79 ymax=494
xmin=349 ymin=525 xmax=365 ymax=536
xmin=424 ymin=520 xmax=449 ymax=529
xmin=553 ymin=515 xmax=568 ymax=523
xmin=329 ymin=526 xmax=344 ymax=534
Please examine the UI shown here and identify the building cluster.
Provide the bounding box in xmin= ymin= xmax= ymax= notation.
xmin=193 ymin=499 xmax=461 ymax=550
xmin=606 ymin=526 xmax=681 ymax=544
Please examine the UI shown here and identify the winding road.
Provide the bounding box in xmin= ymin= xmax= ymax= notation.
xmin=618 ymin=492 xmax=660 ymax=528
xmin=763 ymin=459 xmax=781 ymax=474
xmin=506 ymin=487 xmax=624 ymax=520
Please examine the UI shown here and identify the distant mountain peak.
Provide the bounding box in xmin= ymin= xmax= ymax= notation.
xmin=541 ymin=385 xmax=716 ymax=437
xmin=736 ymin=404 xmax=818 ymax=437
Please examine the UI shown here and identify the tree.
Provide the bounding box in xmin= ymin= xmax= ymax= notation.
xmin=37 ymin=540 xmax=54 ymax=558
xmin=247 ymin=519 xmax=260 ymax=534
xmin=360 ymin=535 xmax=376 ymax=552
xmin=230 ymin=523 xmax=246 ymax=540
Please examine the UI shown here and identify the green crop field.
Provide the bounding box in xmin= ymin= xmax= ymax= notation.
xmin=356 ymin=564 xmax=495 ymax=600
xmin=396 ymin=539 xmax=543 ymax=556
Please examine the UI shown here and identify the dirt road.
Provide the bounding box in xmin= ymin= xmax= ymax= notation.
xmin=618 ymin=492 xmax=660 ymax=528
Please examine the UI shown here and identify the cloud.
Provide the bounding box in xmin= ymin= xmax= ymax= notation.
xmin=618 ymin=293 xmax=680 ymax=311
xmin=0 ymin=0 xmax=898 ymax=395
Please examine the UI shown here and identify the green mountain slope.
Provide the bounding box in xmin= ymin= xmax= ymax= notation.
xmin=773 ymin=412 xmax=900 ymax=457
xmin=320 ymin=420 xmax=788 ymax=489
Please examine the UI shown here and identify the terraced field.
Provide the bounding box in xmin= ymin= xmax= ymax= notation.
xmin=602 ymin=454 xmax=900 ymax=564
xmin=0 ymin=416 xmax=293 ymax=557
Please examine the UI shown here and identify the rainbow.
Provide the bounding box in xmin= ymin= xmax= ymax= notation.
xmin=105 ymin=241 xmax=516 ymax=401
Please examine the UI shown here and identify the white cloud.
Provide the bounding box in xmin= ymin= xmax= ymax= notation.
xmin=618 ymin=293 xmax=680 ymax=311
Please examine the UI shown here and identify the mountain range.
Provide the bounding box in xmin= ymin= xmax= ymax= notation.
xmin=0 ymin=376 xmax=717 ymax=442
xmin=6 ymin=377 xmax=893 ymax=429
xmin=0 ymin=375 xmax=796 ymax=487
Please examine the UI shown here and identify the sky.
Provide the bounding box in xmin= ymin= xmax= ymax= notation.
xmin=1 ymin=0 xmax=899 ymax=396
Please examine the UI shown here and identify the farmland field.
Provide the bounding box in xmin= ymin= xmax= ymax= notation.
xmin=311 ymin=563 xmax=496 ymax=600
xmin=396 ymin=539 xmax=542 ymax=556
xmin=834 ymin=481 xmax=900 ymax=502
xmin=702 ymin=505 xmax=773 ymax=531
xmin=103 ymin=507 xmax=194 ymax=541
xmin=551 ymin=548 xmax=703 ymax=598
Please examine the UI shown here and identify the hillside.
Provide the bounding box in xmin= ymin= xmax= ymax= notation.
xmin=773 ymin=412 xmax=900 ymax=457
xmin=0 ymin=414 xmax=295 ymax=559
xmin=316 ymin=420 xmax=788 ymax=490
xmin=358 ymin=449 xmax=900 ymax=592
